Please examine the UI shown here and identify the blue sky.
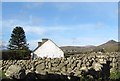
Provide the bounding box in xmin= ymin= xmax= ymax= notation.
xmin=2 ymin=2 xmax=118 ymax=50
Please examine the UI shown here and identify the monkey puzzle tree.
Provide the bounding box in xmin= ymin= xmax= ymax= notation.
xmin=6 ymin=26 xmax=31 ymax=59
xmin=8 ymin=26 xmax=29 ymax=50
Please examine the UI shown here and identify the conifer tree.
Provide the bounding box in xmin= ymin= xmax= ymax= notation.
xmin=8 ymin=26 xmax=29 ymax=50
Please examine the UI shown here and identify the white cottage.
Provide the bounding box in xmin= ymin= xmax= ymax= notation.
xmin=31 ymin=39 xmax=64 ymax=59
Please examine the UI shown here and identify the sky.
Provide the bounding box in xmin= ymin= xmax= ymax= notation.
xmin=2 ymin=2 xmax=118 ymax=50
xmin=1 ymin=0 xmax=119 ymax=2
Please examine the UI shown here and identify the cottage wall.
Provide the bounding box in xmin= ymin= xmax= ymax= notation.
xmin=33 ymin=40 xmax=64 ymax=58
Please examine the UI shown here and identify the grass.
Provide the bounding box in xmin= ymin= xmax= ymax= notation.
xmin=0 ymin=70 xmax=6 ymax=79
xmin=110 ymin=70 xmax=120 ymax=80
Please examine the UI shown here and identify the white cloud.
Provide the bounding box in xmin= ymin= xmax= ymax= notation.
xmin=2 ymin=18 xmax=71 ymax=35
xmin=2 ymin=17 xmax=45 ymax=35
xmin=23 ymin=25 xmax=70 ymax=36
xmin=0 ymin=40 xmax=8 ymax=49
xmin=2 ymin=15 xmax=44 ymax=28
xmin=2 ymin=18 xmax=117 ymax=50
xmin=0 ymin=40 xmax=2 ymax=46
xmin=23 ymin=2 xmax=43 ymax=9
xmin=3 ymin=18 xmax=116 ymax=37
xmin=64 ymin=22 xmax=111 ymax=32
xmin=24 ymin=26 xmax=47 ymax=35
xmin=2 ymin=19 xmax=24 ymax=29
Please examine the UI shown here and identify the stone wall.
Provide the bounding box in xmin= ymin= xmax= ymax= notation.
xmin=0 ymin=52 xmax=120 ymax=80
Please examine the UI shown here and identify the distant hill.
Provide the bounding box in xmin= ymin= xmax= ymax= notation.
xmin=60 ymin=40 xmax=119 ymax=54
xmin=93 ymin=40 xmax=119 ymax=52
xmin=60 ymin=45 xmax=96 ymax=53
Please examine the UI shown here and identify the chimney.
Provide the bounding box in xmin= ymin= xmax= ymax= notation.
xmin=42 ymin=38 xmax=48 ymax=43
xmin=38 ymin=42 xmax=42 ymax=46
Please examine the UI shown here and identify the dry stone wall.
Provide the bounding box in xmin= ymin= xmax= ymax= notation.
xmin=0 ymin=52 xmax=120 ymax=79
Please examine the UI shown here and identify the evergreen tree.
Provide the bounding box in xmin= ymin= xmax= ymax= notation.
xmin=8 ymin=26 xmax=29 ymax=50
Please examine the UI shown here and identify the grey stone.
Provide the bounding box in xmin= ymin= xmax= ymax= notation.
xmin=51 ymin=67 xmax=60 ymax=72
xmin=86 ymin=62 xmax=90 ymax=67
xmin=71 ymin=63 xmax=76 ymax=70
xmin=5 ymin=65 xmax=25 ymax=79
xmin=74 ymin=71 xmax=82 ymax=76
xmin=80 ymin=66 xmax=88 ymax=72
xmin=61 ymin=66 xmax=66 ymax=73
xmin=113 ymin=58 xmax=117 ymax=63
xmin=35 ymin=63 xmax=45 ymax=73
xmin=67 ymin=63 xmax=71 ymax=68
xmin=67 ymin=68 xmax=72 ymax=73
xmin=92 ymin=62 xmax=103 ymax=71
xmin=48 ymin=62 xmax=52 ymax=68
xmin=59 ymin=63 xmax=65 ymax=69
xmin=52 ymin=63 xmax=59 ymax=67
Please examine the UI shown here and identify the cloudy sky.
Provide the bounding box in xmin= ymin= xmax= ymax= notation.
xmin=2 ymin=2 xmax=118 ymax=50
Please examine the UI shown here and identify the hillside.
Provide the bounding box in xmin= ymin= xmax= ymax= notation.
xmin=60 ymin=40 xmax=119 ymax=54
xmin=60 ymin=46 xmax=96 ymax=53
xmin=93 ymin=40 xmax=119 ymax=52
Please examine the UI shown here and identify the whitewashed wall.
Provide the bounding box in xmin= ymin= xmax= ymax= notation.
xmin=33 ymin=40 xmax=64 ymax=58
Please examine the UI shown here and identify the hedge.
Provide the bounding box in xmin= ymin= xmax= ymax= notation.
xmin=2 ymin=50 xmax=31 ymax=60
